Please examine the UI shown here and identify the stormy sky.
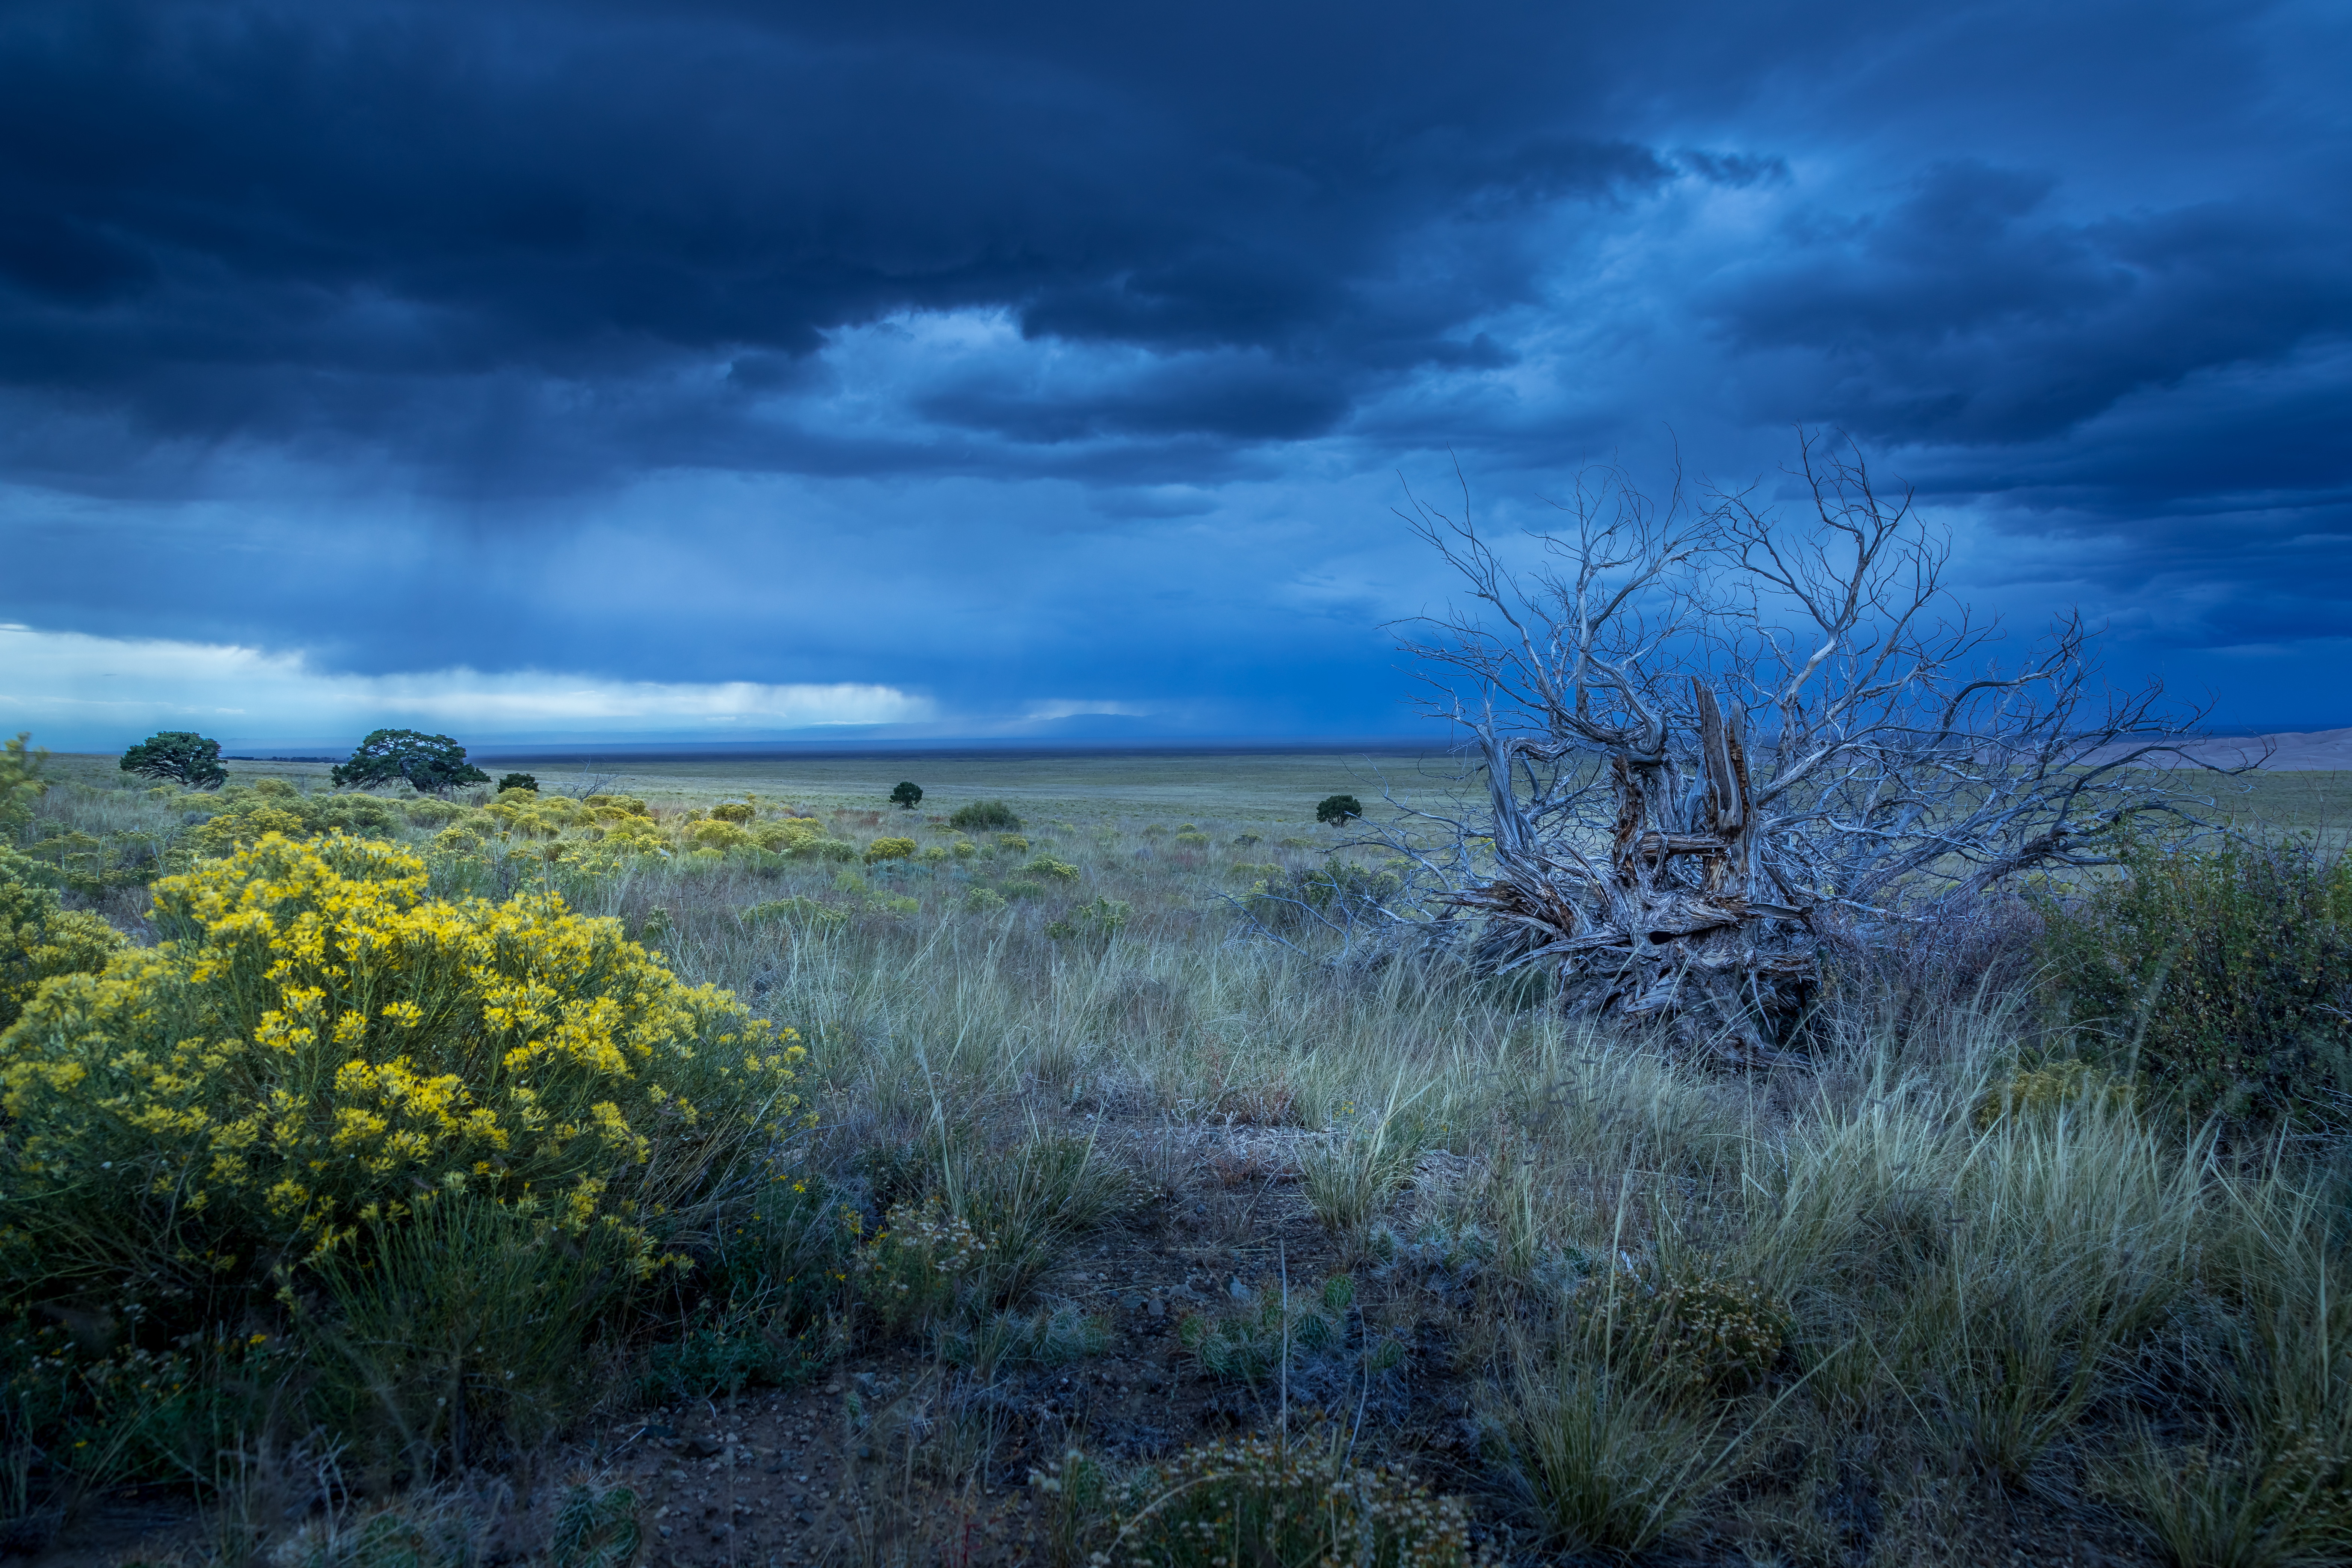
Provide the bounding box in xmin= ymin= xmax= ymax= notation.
xmin=3 ymin=0 xmax=2347 ymax=749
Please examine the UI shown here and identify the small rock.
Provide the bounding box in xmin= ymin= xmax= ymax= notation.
xmin=681 ymin=1436 xmax=725 ymax=1459
xmin=1148 ymin=1296 xmax=1165 ymax=1318
xmin=824 ymin=1381 xmax=843 ymax=1394
xmin=1228 ymin=1278 xmax=1249 ymax=1299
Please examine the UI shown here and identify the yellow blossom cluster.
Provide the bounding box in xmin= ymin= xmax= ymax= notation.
xmin=0 ymin=832 xmax=806 ymax=1295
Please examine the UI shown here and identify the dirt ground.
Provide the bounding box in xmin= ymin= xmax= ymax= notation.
xmin=23 ymin=1113 xmax=2160 ymax=1568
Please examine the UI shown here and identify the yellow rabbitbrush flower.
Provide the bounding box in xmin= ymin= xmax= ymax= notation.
xmin=0 ymin=832 xmax=807 ymax=1299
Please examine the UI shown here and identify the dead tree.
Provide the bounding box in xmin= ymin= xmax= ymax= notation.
xmin=1392 ymin=432 xmax=2243 ymax=1062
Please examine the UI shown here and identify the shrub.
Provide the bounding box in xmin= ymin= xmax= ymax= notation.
xmin=1046 ymin=1432 xmax=1473 ymax=1568
xmin=2040 ymin=834 xmax=2352 ymax=1127
xmin=1046 ymin=897 xmax=1130 ymax=945
xmin=1246 ymin=858 xmax=1405 ymax=931
xmin=709 ymin=801 xmax=754 ymax=823
xmin=0 ymin=833 xmax=807 ymax=1323
xmin=890 ymin=782 xmax=923 ymax=810
xmin=2 ymin=734 xmax=51 ymax=839
xmin=853 ymin=1195 xmax=994 ymax=1334
xmin=684 ymin=819 xmax=752 ymax=851
xmin=1171 ymin=831 xmax=1211 ymax=849
xmin=950 ymin=800 xmax=1023 ymax=832
xmin=997 ymin=833 xmax=1031 ymax=855
xmin=0 ymin=850 xmax=123 ymax=1032
xmin=753 ymin=818 xmax=824 ymax=853
xmin=1179 ymin=1275 xmax=1357 ymax=1385
xmin=330 ymin=730 xmax=491 ymax=794
xmin=495 ymin=773 xmax=538 ymax=794
xmin=186 ymin=787 xmax=406 ymax=859
xmin=1316 ymin=794 xmax=1364 ymax=826
xmin=1974 ymin=1059 xmax=2137 ymax=1129
xmin=865 ymin=836 xmax=918 ymax=863
xmin=1024 ymin=856 xmax=1081 ymax=882
xmin=741 ymin=897 xmax=850 ymax=933
xmin=119 ymin=732 xmax=228 ymax=791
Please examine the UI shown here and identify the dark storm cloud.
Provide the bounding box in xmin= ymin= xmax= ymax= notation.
xmin=2 ymin=0 xmax=2347 ymax=732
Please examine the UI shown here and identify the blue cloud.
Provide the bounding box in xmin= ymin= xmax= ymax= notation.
xmin=0 ymin=0 xmax=2346 ymax=741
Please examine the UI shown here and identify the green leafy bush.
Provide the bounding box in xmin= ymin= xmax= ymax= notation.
xmin=709 ymin=801 xmax=754 ymax=823
xmin=890 ymin=782 xmax=924 ymax=809
xmin=119 ymin=732 xmax=228 ymax=791
xmin=2040 ymin=835 xmax=2352 ymax=1127
xmin=950 ymin=800 xmax=1023 ymax=832
xmin=331 ymin=730 xmax=491 ymax=794
xmin=0 ymin=734 xmax=47 ymax=838
xmin=0 ymin=848 xmax=122 ymax=1031
xmin=1316 ymin=794 xmax=1364 ymax=825
xmin=495 ymin=773 xmax=538 ymax=794
xmin=1245 ymin=857 xmax=1405 ymax=930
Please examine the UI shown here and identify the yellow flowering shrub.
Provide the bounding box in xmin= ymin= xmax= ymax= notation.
xmin=753 ymin=818 xmax=825 ymax=853
xmin=185 ymin=785 xmax=405 ymax=858
xmin=684 ymin=819 xmax=752 ymax=851
xmin=709 ymin=802 xmax=755 ymax=824
xmin=864 ymin=837 xmax=918 ymax=863
xmin=0 ymin=833 xmax=806 ymax=1308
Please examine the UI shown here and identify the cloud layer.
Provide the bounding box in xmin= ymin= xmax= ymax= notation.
xmin=0 ymin=624 xmax=931 ymax=748
xmin=3 ymin=0 xmax=2346 ymax=742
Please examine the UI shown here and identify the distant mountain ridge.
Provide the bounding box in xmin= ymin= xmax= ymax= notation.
xmin=2117 ymin=728 xmax=2352 ymax=770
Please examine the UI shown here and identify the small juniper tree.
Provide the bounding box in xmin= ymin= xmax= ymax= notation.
xmin=890 ymin=781 xmax=924 ymax=810
xmin=119 ymin=731 xmax=228 ymax=791
xmin=331 ymin=729 xmax=491 ymax=794
xmin=1316 ymin=794 xmax=1363 ymax=826
xmin=497 ymin=773 xmax=539 ymax=794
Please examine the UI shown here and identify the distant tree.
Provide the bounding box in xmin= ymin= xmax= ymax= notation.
xmin=950 ymin=800 xmax=1023 ymax=831
xmin=497 ymin=773 xmax=539 ymax=794
xmin=890 ymin=781 xmax=924 ymax=810
xmin=119 ymin=731 xmax=228 ymax=791
xmin=331 ymin=730 xmax=491 ymax=794
xmin=1316 ymin=794 xmax=1364 ymax=826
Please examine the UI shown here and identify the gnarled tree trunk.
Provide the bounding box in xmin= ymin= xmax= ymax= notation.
xmin=1450 ymin=683 xmax=1814 ymax=1062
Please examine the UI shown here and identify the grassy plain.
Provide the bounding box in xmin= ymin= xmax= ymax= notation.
xmin=9 ymin=747 xmax=2352 ymax=1568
